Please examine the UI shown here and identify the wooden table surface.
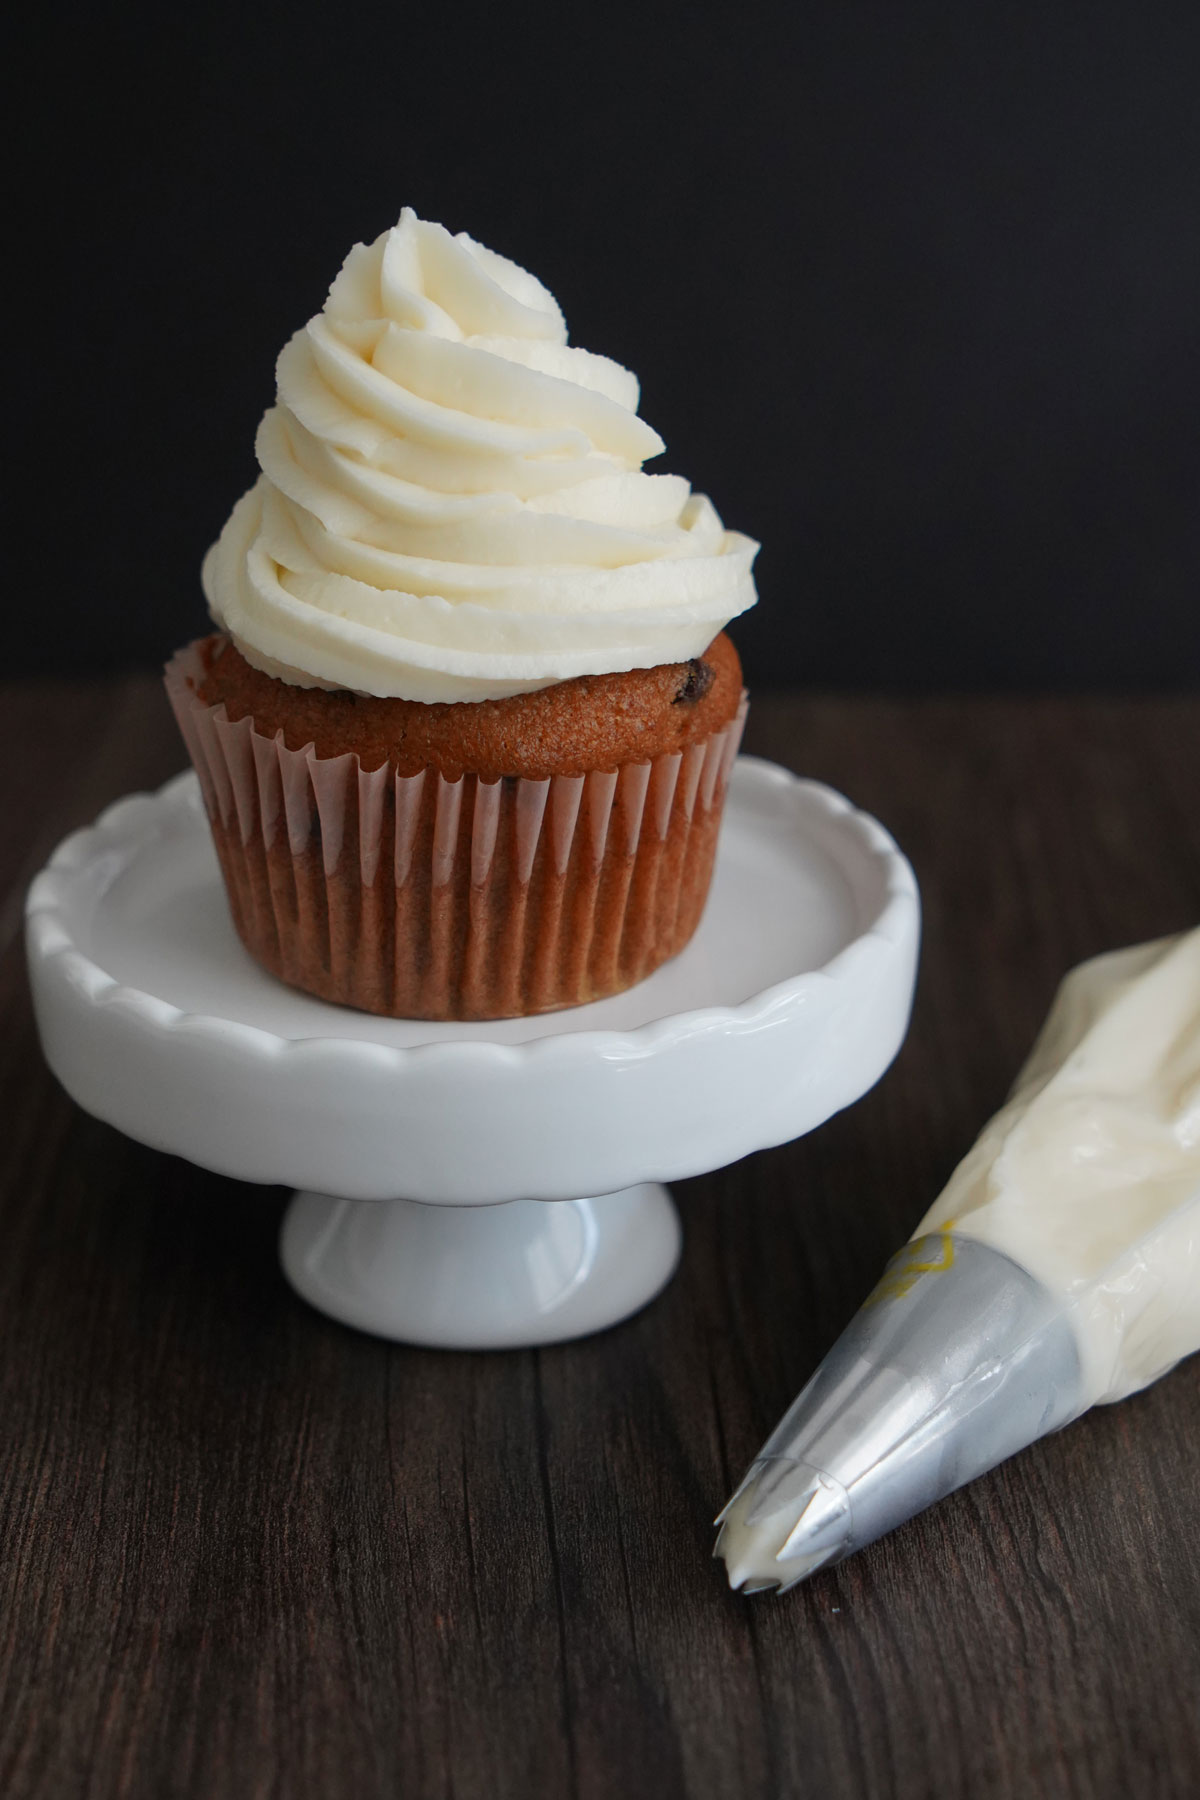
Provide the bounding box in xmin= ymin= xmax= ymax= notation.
xmin=2 ymin=679 xmax=1198 ymax=1800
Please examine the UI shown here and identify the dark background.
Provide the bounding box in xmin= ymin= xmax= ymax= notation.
xmin=13 ymin=1 xmax=1200 ymax=690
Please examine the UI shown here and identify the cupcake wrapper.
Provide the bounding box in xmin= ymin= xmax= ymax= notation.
xmin=165 ymin=644 xmax=747 ymax=1020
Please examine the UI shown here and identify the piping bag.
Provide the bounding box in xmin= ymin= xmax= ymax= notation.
xmin=715 ymin=927 xmax=1200 ymax=1594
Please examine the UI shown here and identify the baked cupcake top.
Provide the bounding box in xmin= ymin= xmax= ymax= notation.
xmin=194 ymin=630 xmax=744 ymax=781
xmin=202 ymin=210 xmax=757 ymax=705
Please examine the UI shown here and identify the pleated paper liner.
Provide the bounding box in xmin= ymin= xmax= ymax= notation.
xmin=165 ymin=644 xmax=747 ymax=1020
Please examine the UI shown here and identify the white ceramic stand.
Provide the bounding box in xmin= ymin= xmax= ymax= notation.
xmin=26 ymin=758 xmax=919 ymax=1348
xmin=280 ymin=1187 xmax=680 ymax=1351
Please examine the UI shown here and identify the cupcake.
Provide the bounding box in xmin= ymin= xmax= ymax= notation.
xmin=167 ymin=210 xmax=757 ymax=1019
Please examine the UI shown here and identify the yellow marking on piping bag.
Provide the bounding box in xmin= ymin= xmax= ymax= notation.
xmin=863 ymin=1225 xmax=957 ymax=1308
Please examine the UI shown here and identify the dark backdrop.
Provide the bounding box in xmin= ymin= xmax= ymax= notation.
xmin=13 ymin=1 xmax=1200 ymax=690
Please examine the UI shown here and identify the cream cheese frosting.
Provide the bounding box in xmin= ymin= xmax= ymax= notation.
xmin=920 ymin=927 xmax=1200 ymax=1404
xmin=202 ymin=209 xmax=759 ymax=702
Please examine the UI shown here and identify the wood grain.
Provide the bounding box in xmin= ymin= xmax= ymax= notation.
xmin=1 ymin=679 xmax=1197 ymax=1800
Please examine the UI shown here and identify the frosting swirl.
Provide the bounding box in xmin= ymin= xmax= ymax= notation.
xmin=202 ymin=209 xmax=758 ymax=702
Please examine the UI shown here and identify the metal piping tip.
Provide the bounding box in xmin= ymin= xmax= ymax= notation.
xmin=777 ymin=1478 xmax=852 ymax=1563
xmin=712 ymin=1469 xmax=755 ymax=1529
xmin=740 ymin=1458 xmax=807 ymax=1526
xmin=711 ymin=1236 xmax=1084 ymax=1598
xmin=744 ymin=1461 xmax=851 ymax=1548
xmin=713 ymin=1461 xmax=846 ymax=1593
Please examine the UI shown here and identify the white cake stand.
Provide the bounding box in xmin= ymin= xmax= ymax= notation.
xmin=25 ymin=757 xmax=919 ymax=1349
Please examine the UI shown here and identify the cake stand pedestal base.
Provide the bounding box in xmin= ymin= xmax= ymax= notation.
xmin=279 ymin=1184 xmax=681 ymax=1349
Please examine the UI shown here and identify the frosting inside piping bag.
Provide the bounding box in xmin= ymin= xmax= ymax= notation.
xmin=919 ymin=927 xmax=1200 ymax=1404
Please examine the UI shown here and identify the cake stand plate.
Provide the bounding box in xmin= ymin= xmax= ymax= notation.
xmin=26 ymin=758 xmax=919 ymax=1349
